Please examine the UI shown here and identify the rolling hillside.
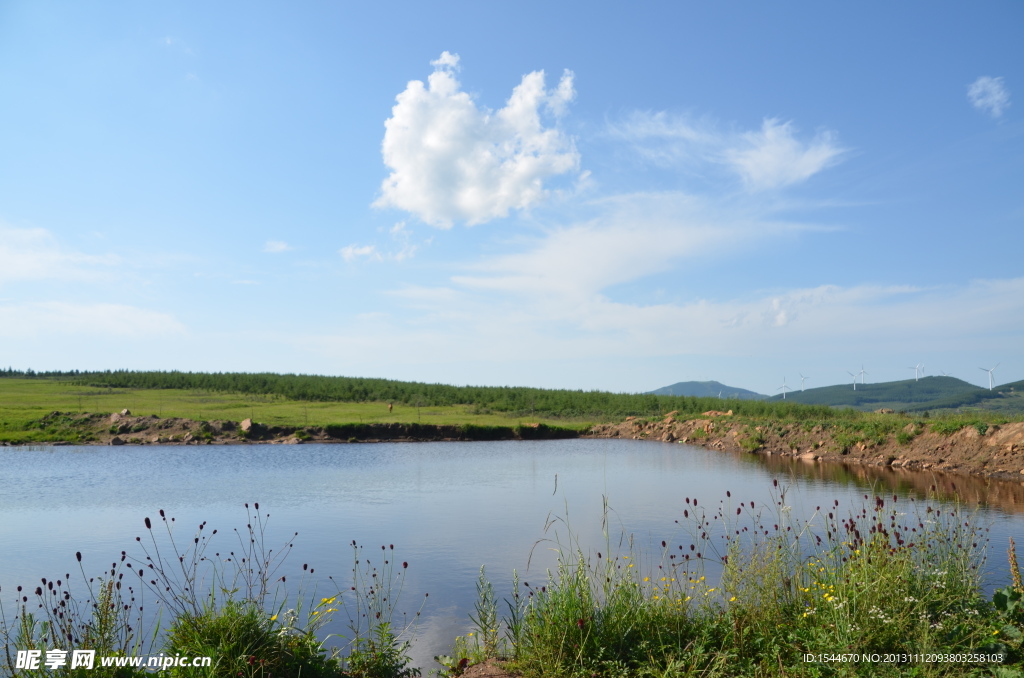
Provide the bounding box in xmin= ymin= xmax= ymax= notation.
xmin=768 ymin=375 xmax=1024 ymax=412
xmin=647 ymin=380 xmax=768 ymax=400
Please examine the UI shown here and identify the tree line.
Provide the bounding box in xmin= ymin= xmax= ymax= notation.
xmin=2 ymin=369 xmax=843 ymax=420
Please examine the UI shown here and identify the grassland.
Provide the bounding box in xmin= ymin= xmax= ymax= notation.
xmin=1 ymin=369 xmax=844 ymax=419
xmin=0 ymin=377 xmax=592 ymax=444
xmin=0 ymin=371 xmax=845 ymax=445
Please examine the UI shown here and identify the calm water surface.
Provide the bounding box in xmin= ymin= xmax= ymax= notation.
xmin=2 ymin=439 xmax=1023 ymax=668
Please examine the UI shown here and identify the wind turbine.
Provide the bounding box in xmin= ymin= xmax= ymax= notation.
xmin=979 ymin=363 xmax=1000 ymax=390
xmin=908 ymin=363 xmax=923 ymax=381
xmin=799 ymin=373 xmax=809 ymax=391
xmin=777 ymin=378 xmax=794 ymax=400
xmin=857 ymin=364 xmax=868 ymax=385
xmin=847 ymin=371 xmax=858 ymax=391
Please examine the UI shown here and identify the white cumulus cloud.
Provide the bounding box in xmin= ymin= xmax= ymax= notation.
xmin=724 ymin=119 xmax=845 ymax=191
xmin=968 ymin=76 xmax=1010 ymax=118
xmin=374 ymin=52 xmax=580 ymax=227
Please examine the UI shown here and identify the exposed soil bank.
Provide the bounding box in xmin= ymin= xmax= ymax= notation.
xmin=588 ymin=412 xmax=1024 ymax=482
xmin=4 ymin=411 xmax=582 ymax=446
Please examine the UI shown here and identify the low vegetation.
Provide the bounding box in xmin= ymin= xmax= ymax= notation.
xmin=443 ymin=486 xmax=1024 ymax=677
xmin=0 ymin=505 xmax=424 ymax=678
xmin=0 ymin=372 xmax=840 ymax=446
xmin=1 ymin=370 xmax=845 ymax=422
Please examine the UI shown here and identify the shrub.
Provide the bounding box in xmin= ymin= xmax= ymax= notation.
xmin=164 ymin=600 xmax=341 ymax=678
xmin=738 ymin=427 xmax=765 ymax=452
xmin=931 ymin=420 xmax=967 ymax=435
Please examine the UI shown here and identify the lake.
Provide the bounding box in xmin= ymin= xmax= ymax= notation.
xmin=2 ymin=438 xmax=1023 ymax=668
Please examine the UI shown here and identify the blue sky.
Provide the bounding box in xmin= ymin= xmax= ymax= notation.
xmin=1 ymin=1 xmax=1021 ymax=395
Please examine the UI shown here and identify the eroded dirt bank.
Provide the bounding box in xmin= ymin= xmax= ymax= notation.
xmin=4 ymin=410 xmax=580 ymax=446
xmin=589 ymin=411 xmax=1024 ymax=482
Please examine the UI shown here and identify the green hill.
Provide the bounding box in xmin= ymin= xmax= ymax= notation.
xmin=647 ymin=380 xmax=767 ymax=400
xmin=769 ymin=375 xmax=1024 ymax=412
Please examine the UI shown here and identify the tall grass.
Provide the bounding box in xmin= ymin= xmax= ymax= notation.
xmin=0 ymin=505 xmax=423 ymax=678
xmin=449 ymin=484 xmax=1017 ymax=677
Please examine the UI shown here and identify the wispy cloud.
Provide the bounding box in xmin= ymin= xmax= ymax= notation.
xmin=339 ymin=244 xmax=380 ymax=263
xmin=452 ymin=191 xmax=824 ymax=301
xmin=373 ymin=52 xmax=580 ymax=227
xmin=724 ymin=119 xmax=846 ymax=191
xmin=605 ymin=111 xmax=717 ymax=168
xmin=343 ymin=276 xmax=1024 ymax=372
xmin=263 ymin=240 xmax=293 ymax=253
xmin=387 ymin=221 xmax=419 ymax=262
xmin=0 ymin=302 xmax=186 ymax=338
xmin=160 ymin=35 xmax=196 ymax=57
xmin=0 ymin=223 xmax=119 ymax=283
xmin=608 ymin=113 xmax=846 ymax=191
xmin=968 ymin=76 xmax=1010 ymax=118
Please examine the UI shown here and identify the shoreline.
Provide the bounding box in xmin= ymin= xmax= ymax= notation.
xmin=588 ymin=412 xmax=1024 ymax=484
xmin=6 ymin=409 xmax=1024 ymax=484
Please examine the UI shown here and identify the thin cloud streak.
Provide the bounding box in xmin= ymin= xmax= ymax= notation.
xmin=263 ymin=240 xmax=293 ymax=253
xmin=0 ymin=223 xmax=119 ymax=283
xmin=453 ymin=191 xmax=825 ymax=299
xmin=608 ymin=112 xmax=847 ymax=190
xmin=312 ymin=277 xmax=1024 ymax=371
xmin=0 ymin=302 xmax=186 ymax=338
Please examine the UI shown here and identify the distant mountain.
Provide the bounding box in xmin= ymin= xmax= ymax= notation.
xmin=648 ymin=380 xmax=768 ymax=400
xmin=767 ymin=375 xmax=1024 ymax=413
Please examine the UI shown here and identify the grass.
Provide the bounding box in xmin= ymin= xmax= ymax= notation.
xmin=437 ymin=485 xmax=1024 ymax=677
xmin=3 ymin=376 xmax=1022 ymax=447
xmin=0 ymin=378 xmax=592 ymax=444
xmin=0 ymin=370 xmax=848 ymax=421
xmin=0 ymin=505 xmax=424 ymax=678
